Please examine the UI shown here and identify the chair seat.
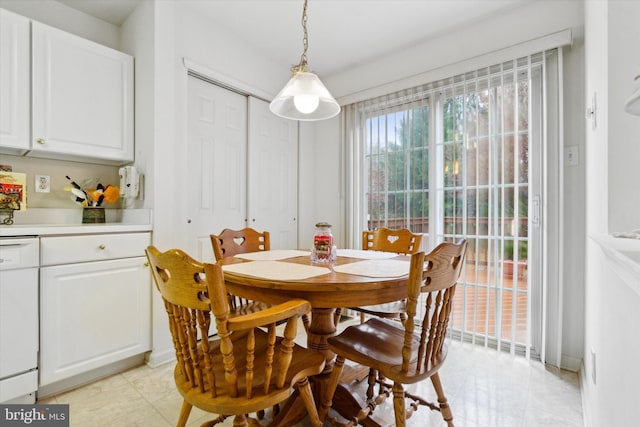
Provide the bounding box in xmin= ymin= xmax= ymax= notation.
xmin=176 ymin=328 xmax=326 ymax=415
xmin=349 ymin=301 xmax=406 ymax=318
xmin=327 ymin=318 xmax=447 ymax=384
xmin=229 ymin=300 xmax=271 ymax=316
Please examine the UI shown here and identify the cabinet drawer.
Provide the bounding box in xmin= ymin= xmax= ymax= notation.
xmin=41 ymin=233 xmax=150 ymax=265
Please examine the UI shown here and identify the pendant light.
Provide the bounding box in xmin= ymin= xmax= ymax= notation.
xmin=269 ymin=0 xmax=340 ymax=121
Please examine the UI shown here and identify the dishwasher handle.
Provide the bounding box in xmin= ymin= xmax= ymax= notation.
xmin=0 ymin=237 xmax=40 ymax=270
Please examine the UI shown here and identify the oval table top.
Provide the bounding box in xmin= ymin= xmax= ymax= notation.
xmin=217 ymin=251 xmax=410 ymax=308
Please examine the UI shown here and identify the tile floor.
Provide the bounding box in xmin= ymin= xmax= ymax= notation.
xmin=37 ymin=319 xmax=583 ymax=427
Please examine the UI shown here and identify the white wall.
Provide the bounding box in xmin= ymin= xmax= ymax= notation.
xmin=326 ymin=1 xmax=584 ymax=105
xmin=607 ymin=2 xmax=640 ymax=233
xmin=583 ymin=1 xmax=640 ymax=426
xmin=0 ymin=0 xmax=119 ymax=49
xmin=298 ymin=118 xmax=343 ymax=250
xmin=303 ymin=0 xmax=587 ymax=369
xmin=120 ymin=0 xmax=155 ymax=212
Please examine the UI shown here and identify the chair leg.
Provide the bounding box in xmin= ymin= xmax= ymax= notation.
xmin=176 ymin=400 xmax=192 ymax=427
xmin=378 ymin=372 xmax=388 ymax=396
xmin=399 ymin=312 xmax=407 ymax=325
xmin=333 ymin=308 xmax=342 ymax=326
xmin=366 ymin=368 xmax=377 ymax=400
xmin=301 ymin=314 xmax=310 ymax=333
xmin=296 ymin=376 xmax=322 ymax=427
xmin=319 ymin=355 xmax=346 ymax=421
xmin=391 ymin=382 xmax=407 ymax=427
xmin=231 ymin=415 xmax=249 ymax=427
xmin=430 ymin=372 xmax=454 ymax=426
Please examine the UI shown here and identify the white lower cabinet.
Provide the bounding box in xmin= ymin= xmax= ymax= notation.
xmin=39 ymin=233 xmax=151 ymax=386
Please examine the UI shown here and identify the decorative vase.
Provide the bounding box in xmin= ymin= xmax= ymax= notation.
xmin=82 ymin=207 xmax=105 ymax=224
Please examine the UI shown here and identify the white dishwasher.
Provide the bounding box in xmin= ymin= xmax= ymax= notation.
xmin=0 ymin=237 xmax=39 ymax=403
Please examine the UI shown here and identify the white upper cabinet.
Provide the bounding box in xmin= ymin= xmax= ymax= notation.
xmin=30 ymin=21 xmax=134 ymax=164
xmin=0 ymin=9 xmax=30 ymax=154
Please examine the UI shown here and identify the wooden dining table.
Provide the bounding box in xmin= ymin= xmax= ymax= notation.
xmin=218 ymin=249 xmax=411 ymax=426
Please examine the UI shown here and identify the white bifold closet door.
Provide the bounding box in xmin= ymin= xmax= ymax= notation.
xmin=247 ymin=97 xmax=298 ymax=251
xmin=186 ymin=75 xmax=298 ymax=262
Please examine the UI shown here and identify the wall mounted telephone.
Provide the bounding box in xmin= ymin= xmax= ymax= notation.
xmin=118 ymin=166 xmax=140 ymax=199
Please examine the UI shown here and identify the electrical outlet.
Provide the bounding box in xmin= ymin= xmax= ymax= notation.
xmin=35 ymin=175 xmax=50 ymax=193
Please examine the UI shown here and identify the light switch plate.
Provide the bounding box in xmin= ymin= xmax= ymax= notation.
xmin=565 ymin=146 xmax=579 ymax=167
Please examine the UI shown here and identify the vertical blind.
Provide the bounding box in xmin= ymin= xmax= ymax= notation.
xmin=342 ymin=51 xmax=560 ymax=360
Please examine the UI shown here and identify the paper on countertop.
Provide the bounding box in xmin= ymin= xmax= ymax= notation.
xmin=234 ymin=249 xmax=311 ymax=261
xmin=332 ymin=259 xmax=411 ymax=278
xmin=336 ymin=249 xmax=399 ymax=259
xmin=222 ymin=260 xmax=331 ymax=281
xmin=0 ymin=172 xmax=27 ymax=211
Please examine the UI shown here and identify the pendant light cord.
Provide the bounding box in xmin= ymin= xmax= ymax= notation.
xmin=294 ymin=0 xmax=309 ymax=73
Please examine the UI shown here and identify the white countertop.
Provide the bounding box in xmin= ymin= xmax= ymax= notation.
xmin=591 ymin=234 xmax=640 ymax=297
xmin=0 ymin=208 xmax=152 ymax=237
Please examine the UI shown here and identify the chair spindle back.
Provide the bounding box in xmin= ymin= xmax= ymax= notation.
xmin=403 ymin=239 xmax=467 ymax=375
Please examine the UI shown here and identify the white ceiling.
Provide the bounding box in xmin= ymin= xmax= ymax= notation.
xmin=56 ymin=0 xmax=534 ymax=77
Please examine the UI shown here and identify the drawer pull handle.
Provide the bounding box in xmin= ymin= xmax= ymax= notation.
xmin=98 ymin=244 xmax=106 ymax=250
xmin=36 ymin=138 xmax=45 ymax=144
xmin=143 ymin=262 xmax=149 ymax=267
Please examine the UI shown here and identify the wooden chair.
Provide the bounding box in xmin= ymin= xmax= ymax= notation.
xmin=210 ymin=228 xmax=271 ymax=316
xmin=362 ymin=227 xmax=422 ymax=254
xmin=146 ymin=246 xmax=325 ymax=427
xmin=210 ymin=227 xmax=270 ymax=260
xmin=350 ymin=227 xmax=423 ymax=323
xmin=320 ymin=240 xmax=467 ymax=427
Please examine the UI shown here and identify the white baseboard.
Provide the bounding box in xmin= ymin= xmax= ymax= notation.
xmin=579 ymin=363 xmax=591 ymax=427
xmin=37 ymin=354 xmax=145 ymax=399
xmin=145 ymin=348 xmax=175 ymax=368
xmin=561 ymin=354 xmax=582 ymax=372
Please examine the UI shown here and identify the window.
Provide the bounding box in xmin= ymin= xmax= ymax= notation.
xmin=365 ymin=102 xmax=430 ymax=233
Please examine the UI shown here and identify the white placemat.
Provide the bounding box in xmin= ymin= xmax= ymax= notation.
xmin=222 ymin=260 xmax=331 ymax=281
xmin=332 ymin=259 xmax=410 ymax=278
xmin=336 ymin=249 xmax=399 ymax=260
xmin=234 ymin=249 xmax=311 ymax=261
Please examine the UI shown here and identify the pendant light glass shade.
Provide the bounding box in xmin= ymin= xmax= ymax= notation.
xmin=269 ymin=0 xmax=340 ymax=121
xmin=270 ymin=71 xmax=340 ymax=121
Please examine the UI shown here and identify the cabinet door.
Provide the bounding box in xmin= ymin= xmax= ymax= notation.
xmin=39 ymin=257 xmax=151 ymax=386
xmin=31 ymin=21 xmax=134 ymax=165
xmin=0 ymin=9 xmax=30 ymax=154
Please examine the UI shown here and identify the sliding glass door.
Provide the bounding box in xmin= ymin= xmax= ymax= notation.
xmin=437 ymin=58 xmax=543 ymax=356
xmin=359 ymin=53 xmax=548 ymax=357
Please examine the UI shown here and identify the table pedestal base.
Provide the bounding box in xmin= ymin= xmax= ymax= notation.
xmin=267 ymin=378 xmax=387 ymax=427
xmin=267 ymin=308 xmax=387 ymax=426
